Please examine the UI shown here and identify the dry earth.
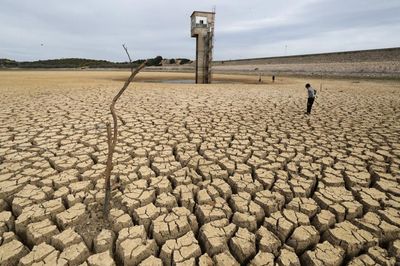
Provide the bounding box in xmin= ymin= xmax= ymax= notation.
xmin=0 ymin=71 xmax=400 ymax=266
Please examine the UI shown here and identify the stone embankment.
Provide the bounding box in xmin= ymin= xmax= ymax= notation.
xmin=213 ymin=48 xmax=400 ymax=78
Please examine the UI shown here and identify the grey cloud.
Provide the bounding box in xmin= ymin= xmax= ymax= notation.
xmin=0 ymin=0 xmax=399 ymax=61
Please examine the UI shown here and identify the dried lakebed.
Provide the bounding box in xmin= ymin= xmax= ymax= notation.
xmin=0 ymin=74 xmax=400 ymax=265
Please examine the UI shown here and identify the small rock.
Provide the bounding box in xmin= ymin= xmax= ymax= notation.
xmin=254 ymin=190 xmax=285 ymax=215
xmin=86 ymin=251 xmax=116 ymax=266
xmin=159 ymin=231 xmax=202 ymax=266
xmin=19 ymin=242 xmax=62 ymax=266
xmin=347 ymin=254 xmax=377 ymax=266
xmin=263 ymin=212 xmax=289 ymax=240
xmin=249 ymin=251 xmax=275 ymax=266
xmin=354 ymin=211 xmax=400 ymax=244
xmin=0 ymin=239 xmax=29 ymax=266
xmin=312 ymin=210 xmax=336 ymax=233
xmin=132 ymin=203 xmax=167 ymax=232
xmin=256 ymin=226 xmax=281 ymax=256
xmin=1 ymin=231 xmax=18 ymax=244
xmin=94 ymin=229 xmax=115 ymax=254
xmin=276 ymin=246 xmax=301 ymax=266
xmin=55 ymin=203 xmax=87 ymax=230
xmin=232 ymin=212 xmax=257 ymax=232
xmin=286 ymin=225 xmax=320 ymax=254
xmin=59 ymin=241 xmax=90 ymax=265
xmin=301 ymin=241 xmax=345 ymax=266
xmin=155 ymin=193 xmax=177 ymax=211
xmin=0 ymin=211 xmax=14 ymax=235
xmin=199 ymin=219 xmax=237 ymax=256
xmin=152 ymin=207 xmax=198 ymax=246
xmin=198 ymin=253 xmax=214 ymax=266
xmin=116 ymin=225 xmax=158 ymax=265
xmin=286 ymin=197 xmax=320 ymax=218
xmin=138 ymin=255 xmax=163 ymax=266
xmin=367 ymin=246 xmax=396 ymax=266
xmin=51 ymin=228 xmax=83 ymax=251
xmin=15 ymin=198 xmax=65 ymax=236
xmin=212 ymin=251 xmax=239 ymax=266
xmin=26 ymin=218 xmax=60 ymax=247
xmin=109 ymin=208 xmax=133 ymax=233
xmin=388 ymin=239 xmax=400 ymax=262
xmin=195 ymin=197 xmax=232 ymax=225
xmin=323 ymin=221 xmax=378 ymax=257
xmin=229 ymin=227 xmax=256 ymax=264
xmin=69 ymin=180 xmax=93 ymax=194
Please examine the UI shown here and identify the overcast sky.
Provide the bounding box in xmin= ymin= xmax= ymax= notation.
xmin=1 ymin=0 xmax=400 ymax=61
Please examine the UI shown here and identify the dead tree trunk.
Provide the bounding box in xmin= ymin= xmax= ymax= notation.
xmin=103 ymin=45 xmax=147 ymax=217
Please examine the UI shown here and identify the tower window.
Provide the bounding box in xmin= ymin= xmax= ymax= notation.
xmin=195 ymin=16 xmax=208 ymax=26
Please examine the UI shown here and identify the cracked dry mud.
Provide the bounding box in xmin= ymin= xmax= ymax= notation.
xmin=0 ymin=72 xmax=400 ymax=265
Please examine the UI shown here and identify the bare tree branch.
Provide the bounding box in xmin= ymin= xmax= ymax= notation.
xmin=122 ymin=43 xmax=133 ymax=72
xmin=122 ymin=44 xmax=133 ymax=63
xmin=103 ymin=122 xmax=113 ymax=216
xmin=110 ymin=60 xmax=147 ymax=146
xmin=103 ymin=46 xmax=147 ymax=217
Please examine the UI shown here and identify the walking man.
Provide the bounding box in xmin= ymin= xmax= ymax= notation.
xmin=305 ymin=83 xmax=316 ymax=114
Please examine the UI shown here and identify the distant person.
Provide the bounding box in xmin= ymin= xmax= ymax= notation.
xmin=272 ymin=75 xmax=275 ymax=82
xmin=305 ymin=83 xmax=316 ymax=114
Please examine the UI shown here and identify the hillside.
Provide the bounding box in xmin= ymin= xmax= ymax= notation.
xmin=0 ymin=56 xmax=191 ymax=69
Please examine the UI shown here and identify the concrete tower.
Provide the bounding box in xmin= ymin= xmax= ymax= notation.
xmin=191 ymin=11 xmax=215 ymax=84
